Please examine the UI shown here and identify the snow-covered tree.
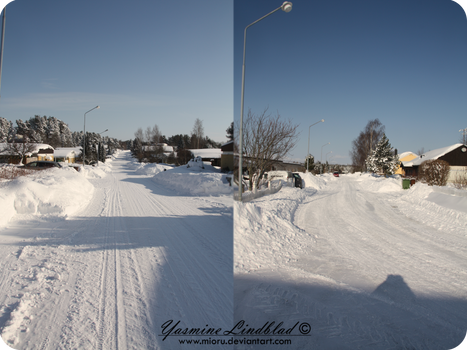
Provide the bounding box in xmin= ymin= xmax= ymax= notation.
xmin=59 ymin=120 xmax=73 ymax=147
xmin=46 ymin=116 xmax=62 ymax=147
xmin=365 ymin=134 xmax=399 ymax=176
xmin=0 ymin=117 xmax=13 ymax=142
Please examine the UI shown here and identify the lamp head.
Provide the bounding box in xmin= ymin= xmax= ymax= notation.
xmin=321 ymin=119 xmax=324 ymax=122
xmin=281 ymin=1 xmax=292 ymax=12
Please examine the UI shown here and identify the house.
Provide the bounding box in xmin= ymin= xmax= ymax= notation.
xmin=395 ymin=151 xmax=418 ymax=176
xmin=189 ymin=148 xmax=221 ymax=167
xmin=220 ymin=141 xmax=234 ymax=172
xmin=0 ymin=143 xmax=54 ymax=164
xmin=54 ymin=147 xmax=80 ymax=163
xmin=401 ymin=143 xmax=467 ymax=182
xmin=141 ymin=143 xmax=175 ymax=161
xmin=0 ymin=143 xmax=21 ymax=164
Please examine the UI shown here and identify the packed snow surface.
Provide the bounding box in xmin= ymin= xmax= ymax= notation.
xmin=0 ymin=151 xmax=233 ymax=349
xmin=235 ymin=172 xmax=467 ymax=350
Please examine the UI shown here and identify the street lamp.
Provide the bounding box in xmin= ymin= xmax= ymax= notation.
xmin=238 ymin=1 xmax=293 ymax=202
xmin=326 ymin=151 xmax=332 ymax=163
xmin=83 ymin=106 xmax=100 ymax=166
xmin=306 ymin=119 xmax=324 ymax=172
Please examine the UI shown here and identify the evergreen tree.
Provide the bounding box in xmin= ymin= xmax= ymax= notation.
xmin=72 ymin=131 xmax=83 ymax=148
xmin=304 ymin=154 xmax=314 ymax=172
xmin=29 ymin=115 xmax=47 ymax=143
xmin=365 ymin=134 xmax=399 ymax=176
xmin=226 ymin=122 xmax=234 ymax=141
xmin=0 ymin=117 xmax=13 ymax=142
xmin=47 ymin=117 xmax=62 ymax=148
xmin=59 ymin=120 xmax=73 ymax=147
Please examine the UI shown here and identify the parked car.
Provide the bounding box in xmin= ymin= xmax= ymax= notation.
xmin=21 ymin=161 xmax=62 ymax=170
xmin=292 ymin=172 xmax=303 ymax=189
xmin=265 ymin=171 xmax=303 ymax=189
xmin=21 ymin=161 xmax=80 ymax=172
xmin=333 ymin=171 xmax=339 ymax=177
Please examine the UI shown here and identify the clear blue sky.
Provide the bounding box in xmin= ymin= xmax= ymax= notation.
xmin=234 ymin=0 xmax=467 ymax=165
xmin=0 ymin=0 xmax=233 ymax=144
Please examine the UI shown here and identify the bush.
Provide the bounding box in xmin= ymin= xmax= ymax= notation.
xmin=0 ymin=165 xmax=34 ymax=180
xmin=419 ymin=159 xmax=450 ymax=186
xmin=452 ymin=167 xmax=467 ymax=189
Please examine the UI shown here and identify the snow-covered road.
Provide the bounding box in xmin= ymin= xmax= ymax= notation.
xmin=235 ymin=174 xmax=467 ymax=349
xmin=0 ymin=152 xmax=233 ymax=349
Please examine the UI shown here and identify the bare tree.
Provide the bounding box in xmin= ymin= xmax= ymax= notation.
xmin=191 ymin=118 xmax=204 ymax=149
xmin=4 ymin=138 xmax=37 ymax=164
xmin=151 ymin=124 xmax=162 ymax=145
xmin=350 ymin=119 xmax=385 ymax=171
xmin=459 ymin=128 xmax=467 ymax=145
xmin=144 ymin=126 xmax=152 ymax=144
xmin=239 ymin=108 xmax=299 ymax=192
xmin=417 ymin=147 xmax=425 ymax=156
xmin=134 ymin=128 xmax=144 ymax=142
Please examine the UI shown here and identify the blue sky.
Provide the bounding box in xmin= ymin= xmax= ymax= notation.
xmin=234 ymin=0 xmax=467 ymax=165
xmin=1 ymin=0 xmax=466 ymax=164
xmin=0 ymin=0 xmax=233 ymax=144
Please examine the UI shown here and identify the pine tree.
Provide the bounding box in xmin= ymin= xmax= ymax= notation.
xmin=365 ymin=134 xmax=399 ymax=176
xmin=0 ymin=117 xmax=13 ymax=142
xmin=59 ymin=120 xmax=73 ymax=147
xmin=304 ymin=154 xmax=314 ymax=172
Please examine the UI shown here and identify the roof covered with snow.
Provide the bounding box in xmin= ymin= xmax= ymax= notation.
xmin=54 ymin=147 xmax=81 ymax=157
xmin=402 ymin=144 xmax=464 ymax=167
xmin=189 ymin=148 xmax=221 ymax=159
xmin=398 ymin=152 xmax=417 ymax=161
xmin=142 ymin=145 xmax=174 ymax=153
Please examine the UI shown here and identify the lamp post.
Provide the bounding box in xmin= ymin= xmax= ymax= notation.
xmin=83 ymin=106 xmax=100 ymax=167
xmin=0 ymin=6 xmax=6 ymax=101
xmin=306 ymin=119 xmax=324 ymax=172
xmin=238 ymin=1 xmax=293 ymax=202
xmin=326 ymin=151 xmax=332 ymax=163
xmin=320 ymin=142 xmax=330 ymax=174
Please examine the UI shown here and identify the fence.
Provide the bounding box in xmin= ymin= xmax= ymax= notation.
xmin=234 ymin=180 xmax=283 ymax=202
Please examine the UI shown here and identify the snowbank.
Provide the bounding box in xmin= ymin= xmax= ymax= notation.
xmin=127 ymin=159 xmax=173 ymax=176
xmin=235 ymin=185 xmax=308 ymax=273
xmin=353 ymin=173 xmax=402 ymax=192
xmin=0 ymin=167 xmax=94 ymax=229
xmin=394 ymin=182 xmax=467 ymax=233
xmin=152 ymin=162 xmax=232 ymax=196
xmin=124 ymin=155 xmax=232 ymax=196
xmin=301 ymin=172 xmax=334 ymax=190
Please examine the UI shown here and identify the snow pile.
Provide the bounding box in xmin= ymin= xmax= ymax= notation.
xmin=0 ymin=167 xmax=94 ymax=229
xmin=354 ymin=173 xmax=402 ymax=192
xmin=186 ymin=156 xmax=205 ymax=170
xmin=235 ymin=186 xmax=309 ymax=274
xmin=81 ymin=161 xmax=113 ymax=178
xmin=152 ymin=162 xmax=232 ymax=196
xmin=300 ymin=172 xmax=329 ymax=190
xmin=128 ymin=159 xmax=173 ymax=176
xmin=394 ymin=182 xmax=467 ymax=233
